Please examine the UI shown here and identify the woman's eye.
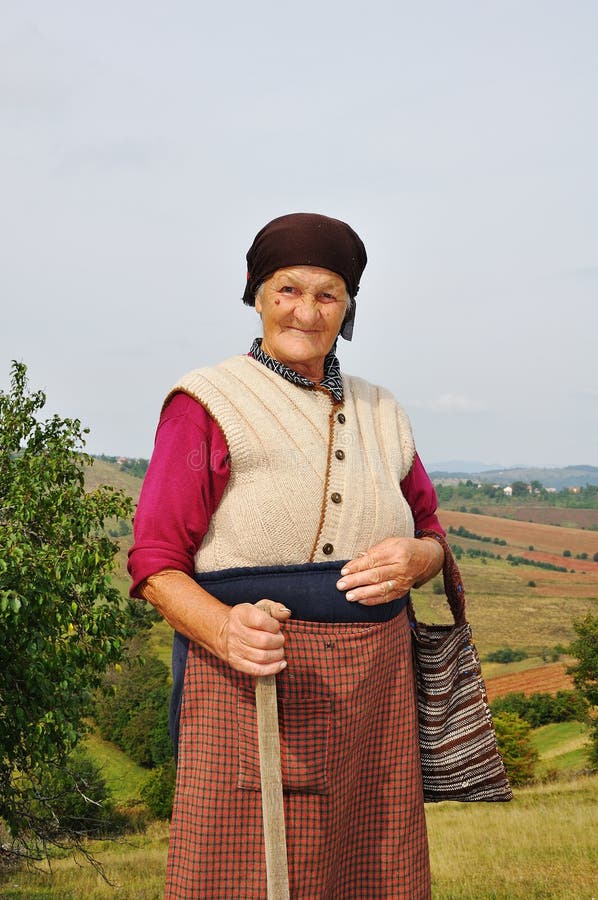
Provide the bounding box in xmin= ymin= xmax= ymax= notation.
xmin=279 ymin=285 xmax=296 ymax=295
xmin=319 ymin=292 xmax=336 ymax=302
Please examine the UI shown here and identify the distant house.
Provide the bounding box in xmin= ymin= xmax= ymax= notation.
xmin=503 ymin=485 xmax=513 ymax=496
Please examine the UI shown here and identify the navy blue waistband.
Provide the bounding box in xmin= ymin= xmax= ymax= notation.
xmin=193 ymin=560 xmax=409 ymax=624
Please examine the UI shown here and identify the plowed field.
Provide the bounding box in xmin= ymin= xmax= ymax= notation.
xmin=469 ymin=505 xmax=598 ymax=530
xmin=438 ymin=509 xmax=598 ymax=560
xmin=485 ymin=662 xmax=574 ymax=701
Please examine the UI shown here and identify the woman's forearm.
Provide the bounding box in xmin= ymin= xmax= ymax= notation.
xmin=139 ymin=569 xmax=290 ymax=676
xmin=139 ymin=569 xmax=231 ymax=658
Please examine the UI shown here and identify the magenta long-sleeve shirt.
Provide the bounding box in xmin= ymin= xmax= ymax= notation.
xmin=128 ymin=392 xmax=444 ymax=596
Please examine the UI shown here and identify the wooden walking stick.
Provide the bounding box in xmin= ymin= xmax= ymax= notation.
xmin=255 ymin=600 xmax=290 ymax=900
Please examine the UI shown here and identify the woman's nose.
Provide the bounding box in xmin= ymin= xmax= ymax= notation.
xmin=293 ymin=295 xmax=319 ymax=324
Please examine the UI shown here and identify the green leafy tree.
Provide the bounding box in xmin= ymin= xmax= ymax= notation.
xmin=511 ymin=480 xmax=529 ymax=497
xmin=0 ymin=362 xmax=135 ymax=856
xmin=493 ymin=712 xmax=538 ymax=786
xmin=568 ymin=611 xmax=598 ymax=768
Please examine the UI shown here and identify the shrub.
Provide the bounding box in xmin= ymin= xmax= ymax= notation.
xmin=486 ymin=647 xmax=528 ymax=664
xmin=141 ymin=758 xmax=176 ymax=820
xmin=95 ymin=636 xmax=172 ymax=768
xmin=490 ymin=690 xmax=588 ymax=728
xmin=493 ymin=712 xmax=538 ymax=786
xmin=26 ymin=751 xmax=128 ymax=839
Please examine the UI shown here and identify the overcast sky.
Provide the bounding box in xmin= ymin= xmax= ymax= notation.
xmin=2 ymin=1 xmax=597 ymax=470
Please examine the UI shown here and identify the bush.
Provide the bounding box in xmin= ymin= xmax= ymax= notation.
xmin=25 ymin=751 xmax=128 ymax=839
xmin=95 ymin=636 xmax=172 ymax=768
xmin=486 ymin=647 xmax=529 ymax=664
xmin=490 ymin=690 xmax=588 ymax=728
xmin=141 ymin=758 xmax=176 ymax=820
xmin=563 ymin=550 xmax=572 ymax=558
xmin=493 ymin=712 xmax=538 ymax=786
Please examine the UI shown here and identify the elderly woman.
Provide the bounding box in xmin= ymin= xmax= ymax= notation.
xmin=129 ymin=213 xmax=445 ymax=899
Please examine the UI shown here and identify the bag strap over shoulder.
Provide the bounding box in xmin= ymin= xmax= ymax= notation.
xmin=414 ymin=529 xmax=467 ymax=627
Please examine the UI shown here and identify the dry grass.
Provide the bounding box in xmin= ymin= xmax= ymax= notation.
xmin=3 ymin=779 xmax=596 ymax=898
xmin=414 ymin=550 xmax=597 ymax=659
xmin=84 ymin=459 xmax=143 ymax=503
xmin=0 ymin=823 xmax=169 ymax=899
xmin=427 ymin=776 xmax=598 ymax=899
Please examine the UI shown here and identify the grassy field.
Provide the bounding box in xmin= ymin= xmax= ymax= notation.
xmin=414 ymin=508 xmax=598 ymax=660
xmin=532 ymin=721 xmax=592 ymax=776
xmin=2 ymin=775 xmax=596 ymax=899
xmin=426 ymin=776 xmax=598 ymax=899
xmin=82 ymin=733 xmax=149 ymax=804
xmin=146 ymin=619 xmax=174 ymax=672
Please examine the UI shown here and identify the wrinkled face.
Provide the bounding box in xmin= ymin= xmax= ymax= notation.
xmin=255 ymin=266 xmax=349 ymax=381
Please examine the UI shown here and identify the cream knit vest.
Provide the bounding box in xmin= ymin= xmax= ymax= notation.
xmin=167 ymin=355 xmax=415 ymax=572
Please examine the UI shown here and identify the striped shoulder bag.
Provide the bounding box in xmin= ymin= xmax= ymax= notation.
xmin=410 ymin=530 xmax=513 ymax=802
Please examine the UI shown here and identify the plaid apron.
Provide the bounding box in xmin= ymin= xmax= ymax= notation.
xmin=166 ymin=565 xmax=431 ymax=899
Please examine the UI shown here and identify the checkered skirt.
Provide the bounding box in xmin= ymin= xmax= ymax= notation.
xmin=166 ymin=607 xmax=430 ymax=899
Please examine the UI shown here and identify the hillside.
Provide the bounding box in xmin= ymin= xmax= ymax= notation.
xmin=84 ymin=458 xmax=142 ymax=591
xmin=438 ymin=509 xmax=598 ymax=563
xmin=430 ymin=463 xmax=598 ymax=489
xmin=414 ymin=509 xmax=598 ymax=658
xmin=85 ymin=457 xmax=143 ymax=503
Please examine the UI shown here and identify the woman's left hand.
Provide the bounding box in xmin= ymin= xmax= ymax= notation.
xmin=336 ymin=536 xmax=444 ymax=606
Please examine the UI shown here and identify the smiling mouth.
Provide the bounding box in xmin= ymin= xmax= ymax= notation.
xmin=286 ymin=327 xmax=320 ymax=334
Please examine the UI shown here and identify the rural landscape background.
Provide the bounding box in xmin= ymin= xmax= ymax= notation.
xmin=1 ymin=457 xmax=597 ymax=898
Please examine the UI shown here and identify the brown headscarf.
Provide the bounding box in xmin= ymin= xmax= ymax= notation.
xmin=242 ymin=212 xmax=367 ymax=340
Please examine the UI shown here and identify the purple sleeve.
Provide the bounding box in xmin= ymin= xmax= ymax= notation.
xmin=127 ymin=392 xmax=231 ymax=597
xmin=400 ymin=453 xmax=445 ymax=536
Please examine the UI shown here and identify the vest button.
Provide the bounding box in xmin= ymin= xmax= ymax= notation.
xmin=322 ymin=543 xmax=334 ymax=555
xmin=337 ymin=413 xmax=346 ymax=424
xmin=335 ymin=449 xmax=345 ymax=460
xmin=331 ymin=492 xmax=342 ymax=504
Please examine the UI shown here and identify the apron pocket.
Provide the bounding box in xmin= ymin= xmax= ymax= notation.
xmin=237 ymin=693 xmax=331 ymax=795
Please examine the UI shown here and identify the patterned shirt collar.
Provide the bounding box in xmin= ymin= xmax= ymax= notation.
xmin=249 ymin=338 xmax=344 ymax=403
